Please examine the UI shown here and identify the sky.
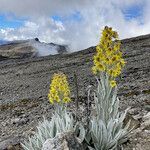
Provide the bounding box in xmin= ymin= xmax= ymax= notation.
xmin=0 ymin=0 xmax=149 ymax=51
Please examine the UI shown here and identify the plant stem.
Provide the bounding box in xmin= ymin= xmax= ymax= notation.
xmin=74 ymin=72 xmax=79 ymax=121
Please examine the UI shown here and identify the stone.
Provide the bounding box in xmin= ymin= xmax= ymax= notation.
xmin=142 ymin=112 xmax=150 ymax=122
xmin=11 ymin=118 xmax=20 ymax=124
xmin=11 ymin=117 xmax=29 ymax=126
xmin=42 ymin=131 xmax=83 ymax=150
xmin=135 ymin=144 xmax=142 ymax=150
xmin=123 ymin=113 xmax=140 ymax=130
xmin=0 ymin=136 xmax=22 ymax=150
xmin=128 ymin=108 xmax=140 ymax=115
xmin=141 ymin=120 xmax=150 ymax=130
xmin=141 ymin=112 xmax=150 ymax=130
xmin=144 ymin=105 xmax=150 ymax=111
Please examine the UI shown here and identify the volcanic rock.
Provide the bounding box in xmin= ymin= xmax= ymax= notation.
xmin=42 ymin=132 xmax=83 ymax=150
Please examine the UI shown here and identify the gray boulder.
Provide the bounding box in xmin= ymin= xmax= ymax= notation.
xmin=42 ymin=131 xmax=83 ymax=150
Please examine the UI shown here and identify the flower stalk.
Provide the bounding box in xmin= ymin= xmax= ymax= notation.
xmin=87 ymin=26 xmax=130 ymax=150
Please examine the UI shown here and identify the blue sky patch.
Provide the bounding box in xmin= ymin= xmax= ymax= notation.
xmin=0 ymin=14 xmax=27 ymax=29
xmin=122 ymin=4 xmax=144 ymax=21
xmin=69 ymin=11 xmax=82 ymax=22
xmin=0 ymin=11 xmax=82 ymax=29
xmin=52 ymin=11 xmax=83 ymax=22
xmin=52 ymin=15 xmax=62 ymax=22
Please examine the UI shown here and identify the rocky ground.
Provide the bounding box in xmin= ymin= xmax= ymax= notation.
xmin=0 ymin=34 xmax=150 ymax=149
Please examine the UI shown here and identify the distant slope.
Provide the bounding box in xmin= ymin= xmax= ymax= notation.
xmin=0 ymin=38 xmax=69 ymax=60
xmin=0 ymin=34 xmax=149 ymax=108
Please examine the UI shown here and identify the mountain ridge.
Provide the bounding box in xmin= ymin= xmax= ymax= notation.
xmin=0 ymin=38 xmax=69 ymax=60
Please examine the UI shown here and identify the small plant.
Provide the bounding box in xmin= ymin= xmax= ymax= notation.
xmin=22 ymin=72 xmax=85 ymax=150
xmin=22 ymin=112 xmax=76 ymax=150
xmin=48 ymin=72 xmax=71 ymax=105
xmin=86 ymin=26 xmax=130 ymax=150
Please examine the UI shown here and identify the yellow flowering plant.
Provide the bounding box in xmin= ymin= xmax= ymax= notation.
xmin=48 ymin=72 xmax=71 ymax=116
xmin=92 ymin=26 xmax=126 ymax=87
xmin=48 ymin=72 xmax=71 ymax=104
xmin=87 ymin=26 xmax=131 ymax=150
xmin=22 ymin=72 xmax=86 ymax=150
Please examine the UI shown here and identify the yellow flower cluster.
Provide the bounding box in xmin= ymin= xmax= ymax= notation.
xmin=92 ymin=26 xmax=126 ymax=87
xmin=48 ymin=72 xmax=71 ymax=104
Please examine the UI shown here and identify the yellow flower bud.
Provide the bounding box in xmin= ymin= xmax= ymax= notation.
xmin=63 ymin=97 xmax=71 ymax=103
xmin=110 ymin=80 xmax=117 ymax=87
xmin=92 ymin=66 xmax=98 ymax=74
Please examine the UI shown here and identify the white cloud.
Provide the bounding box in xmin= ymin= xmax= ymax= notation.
xmin=0 ymin=0 xmax=150 ymax=51
xmin=0 ymin=18 xmax=65 ymax=43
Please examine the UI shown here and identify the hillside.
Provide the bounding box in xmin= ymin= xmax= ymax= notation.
xmin=0 ymin=38 xmax=68 ymax=60
xmin=0 ymin=34 xmax=150 ymax=149
xmin=0 ymin=34 xmax=149 ymax=106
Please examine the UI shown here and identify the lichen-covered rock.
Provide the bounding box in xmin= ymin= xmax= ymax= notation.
xmin=42 ymin=132 xmax=83 ymax=150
